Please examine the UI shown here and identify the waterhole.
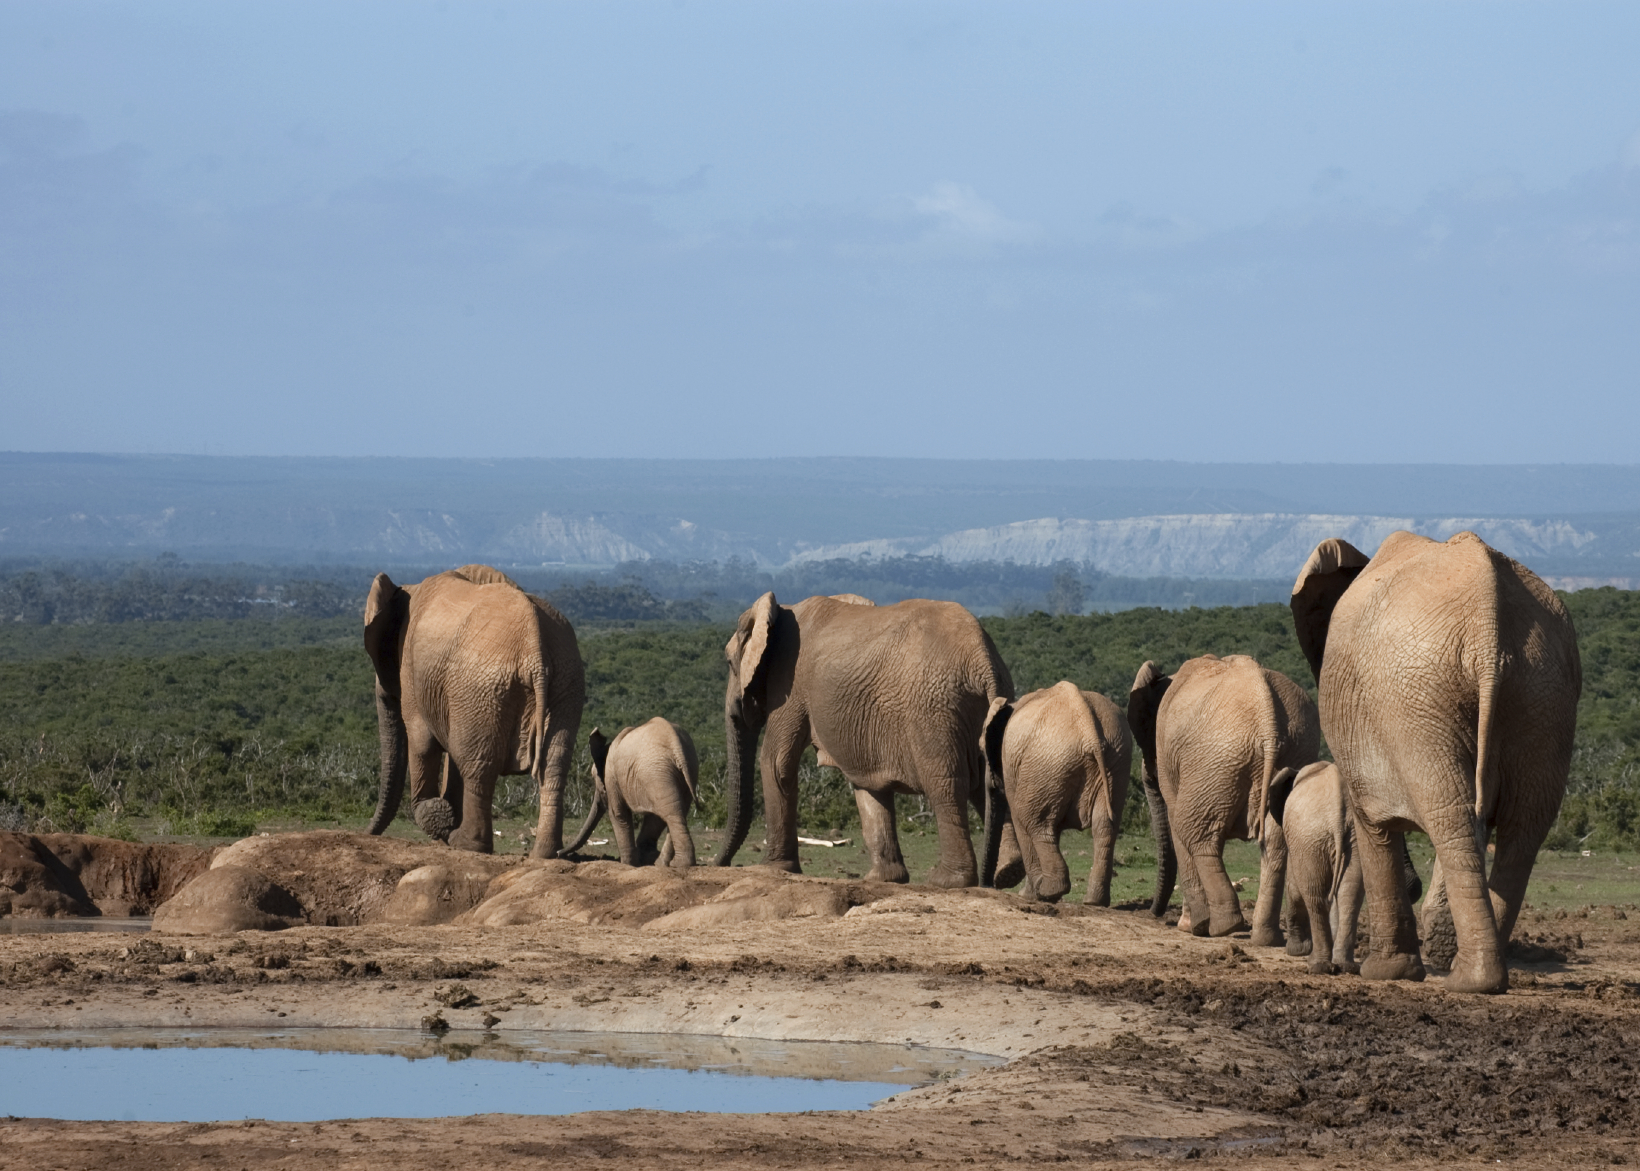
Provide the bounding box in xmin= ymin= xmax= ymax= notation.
xmin=0 ymin=1029 xmax=1000 ymax=1121
xmin=1 ymin=917 xmax=151 ymax=934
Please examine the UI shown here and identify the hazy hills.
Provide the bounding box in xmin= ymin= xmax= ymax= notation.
xmin=3 ymin=454 xmax=1638 ymax=586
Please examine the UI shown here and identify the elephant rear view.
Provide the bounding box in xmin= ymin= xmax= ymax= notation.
xmin=1292 ymin=531 xmax=1580 ymax=994
xmin=1127 ymin=654 xmax=1319 ymax=941
xmin=364 ymin=565 xmax=585 ymax=858
xmin=1267 ymin=762 xmax=1364 ymax=974
xmin=564 ymin=718 xmax=698 ymax=868
xmin=980 ymin=682 xmax=1132 ymax=905
xmin=719 ymin=592 xmax=1012 ymax=887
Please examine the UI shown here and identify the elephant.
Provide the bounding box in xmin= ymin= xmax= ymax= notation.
xmin=718 ymin=592 xmax=1013 ymax=887
xmin=363 ymin=564 xmax=585 ymax=858
xmin=1291 ymin=530 xmax=1581 ymax=993
xmin=563 ymin=719 xmax=698 ymax=869
xmin=980 ymin=682 xmax=1132 ymax=905
xmin=1127 ymin=654 xmax=1319 ymax=941
xmin=1267 ymin=761 xmax=1426 ymax=975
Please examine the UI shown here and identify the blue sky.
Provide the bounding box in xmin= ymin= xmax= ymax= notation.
xmin=2 ymin=1 xmax=1637 ymax=462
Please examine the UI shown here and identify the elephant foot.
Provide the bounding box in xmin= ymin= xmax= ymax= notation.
xmin=1082 ymin=889 xmax=1111 ymax=908
xmin=527 ymin=840 xmax=559 ymax=861
xmin=1360 ymin=951 xmax=1427 ymax=983
xmin=413 ymin=799 xmax=455 ymax=842
xmin=864 ymin=860 xmax=910 ymax=883
xmin=1250 ymin=925 xmax=1285 ymax=948
xmin=1286 ymin=936 xmax=1313 ymax=957
xmin=446 ymin=826 xmax=494 ymax=854
xmin=1306 ymin=959 xmax=1340 ymax=976
xmin=925 ymin=863 xmax=977 ymax=889
xmin=1208 ymin=912 xmax=1250 ymax=937
xmin=760 ymin=858 xmax=802 ymax=875
xmin=1443 ymin=951 xmax=1508 ymax=995
xmin=992 ymin=859 xmax=1026 ymax=890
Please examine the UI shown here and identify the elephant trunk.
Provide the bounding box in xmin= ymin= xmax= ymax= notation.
xmin=563 ymin=781 xmax=608 ymax=855
xmin=715 ymin=712 xmax=758 ymax=866
xmin=366 ymin=687 xmax=407 ymax=835
xmin=1145 ymin=770 xmax=1178 ymax=917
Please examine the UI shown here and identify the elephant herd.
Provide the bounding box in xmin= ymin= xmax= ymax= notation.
xmin=363 ymin=530 xmax=1581 ymax=995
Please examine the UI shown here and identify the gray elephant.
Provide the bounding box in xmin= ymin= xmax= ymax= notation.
xmin=980 ymin=682 xmax=1132 ymax=904
xmin=564 ymin=719 xmax=698 ymax=869
xmin=719 ymin=592 xmax=1013 ymax=887
xmin=1291 ymin=531 xmax=1581 ymax=993
xmin=364 ymin=565 xmax=585 ymax=858
xmin=1127 ymin=655 xmax=1319 ymax=941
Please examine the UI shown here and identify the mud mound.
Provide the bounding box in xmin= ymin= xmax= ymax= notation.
xmin=208 ymin=831 xmax=515 ymax=927
xmin=457 ymin=861 xmax=739 ymax=928
xmin=151 ymin=865 xmax=306 ymax=934
xmin=1 ymin=832 xmax=212 ymax=918
xmin=644 ymin=873 xmax=852 ymax=932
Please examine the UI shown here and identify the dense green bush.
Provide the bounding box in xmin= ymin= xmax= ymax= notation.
xmin=1 ymin=588 xmax=1637 ymax=850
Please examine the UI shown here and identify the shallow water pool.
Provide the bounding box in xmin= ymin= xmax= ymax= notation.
xmin=0 ymin=1029 xmax=998 ymax=1121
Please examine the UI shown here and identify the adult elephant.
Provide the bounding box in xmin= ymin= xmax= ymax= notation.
xmin=564 ymin=719 xmax=698 ymax=868
xmin=363 ymin=565 xmax=585 ymax=858
xmin=1291 ymin=531 xmax=1581 ymax=993
xmin=1127 ymin=655 xmax=1319 ymax=941
xmin=980 ymin=682 xmax=1132 ymax=905
xmin=718 ymin=592 xmax=1012 ymax=887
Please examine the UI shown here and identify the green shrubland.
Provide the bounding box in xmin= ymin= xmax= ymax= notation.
xmin=0 ymin=589 xmax=1636 ymax=852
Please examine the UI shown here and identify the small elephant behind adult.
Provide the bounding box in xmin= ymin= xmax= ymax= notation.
xmin=980 ymin=682 xmax=1132 ymax=905
xmin=1269 ymin=761 xmax=1426 ymax=975
xmin=564 ymin=718 xmax=698 ymax=869
xmin=1128 ymin=654 xmax=1320 ymax=942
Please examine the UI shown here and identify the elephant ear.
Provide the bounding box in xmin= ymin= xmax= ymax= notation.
xmin=729 ymin=592 xmax=780 ymax=707
xmin=363 ymin=573 xmax=410 ymax=698
xmin=1126 ymin=661 xmax=1172 ymax=778
xmin=588 ymin=727 xmax=610 ymax=783
xmin=1266 ymin=767 xmax=1298 ymax=827
xmin=981 ymin=696 xmax=1013 ymax=791
xmin=1290 ymin=538 xmax=1371 ymax=684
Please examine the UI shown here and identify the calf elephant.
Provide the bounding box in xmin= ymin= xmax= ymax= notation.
xmin=980 ymin=682 xmax=1132 ymax=904
xmin=1128 ymin=655 xmax=1319 ymax=941
xmin=564 ymin=719 xmax=698 ymax=869
xmin=364 ymin=565 xmax=585 ymax=858
xmin=719 ymin=592 xmax=1013 ymax=887
xmin=1291 ymin=531 xmax=1581 ymax=993
xmin=1268 ymin=761 xmax=1426 ymax=975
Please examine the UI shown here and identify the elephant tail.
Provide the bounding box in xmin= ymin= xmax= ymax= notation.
xmin=562 ymin=778 xmax=607 ymax=855
xmin=1474 ymin=649 xmax=1502 ymax=823
xmin=1251 ymin=671 xmax=1284 ymax=844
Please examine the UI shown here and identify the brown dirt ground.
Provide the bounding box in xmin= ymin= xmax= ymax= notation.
xmin=2 ymin=872 xmax=1638 ymax=1170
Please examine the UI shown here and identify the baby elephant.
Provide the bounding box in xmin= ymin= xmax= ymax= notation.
xmin=981 ymin=682 xmax=1132 ymax=904
xmin=563 ymin=718 xmax=698 ymax=868
xmin=1269 ymin=761 xmax=1423 ymax=974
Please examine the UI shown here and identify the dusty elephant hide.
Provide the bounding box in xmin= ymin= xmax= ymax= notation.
xmin=0 ymin=832 xmax=213 ymax=918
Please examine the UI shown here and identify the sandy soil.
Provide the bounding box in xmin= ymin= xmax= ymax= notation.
xmin=2 ymin=873 xmax=1638 ymax=1170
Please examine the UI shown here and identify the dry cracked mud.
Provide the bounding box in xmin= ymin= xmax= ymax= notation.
xmin=3 ymin=854 xmax=1639 ymax=1170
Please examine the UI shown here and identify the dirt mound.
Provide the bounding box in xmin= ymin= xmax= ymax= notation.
xmin=1 ymin=832 xmax=212 ymax=918
xmin=644 ymin=873 xmax=853 ymax=932
xmin=150 ymin=864 xmax=306 ymax=934
xmin=456 ymin=861 xmax=738 ymax=928
xmin=209 ymin=831 xmax=515 ymax=927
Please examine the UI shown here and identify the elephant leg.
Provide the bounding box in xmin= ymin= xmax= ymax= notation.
xmin=529 ymin=722 xmax=579 ymax=861
xmin=1084 ymin=799 xmax=1115 ymax=907
xmin=408 ymin=738 xmax=455 ymax=842
xmin=1171 ymin=826 xmax=1210 ymax=935
xmin=446 ymin=760 xmax=497 ymax=854
xmin=441 ymin=756 xmax=465 ymax=829
xmin=1334 ymin=852 xmax=1364 ymax=973
xmin=1285 ymin=889 xmax=1313 ymax=957
xmin=1191 ymin=843 xmax=1250 ymax=936
xmin=855 ymin=788 xmax=909 ymax=884
xmin=1419 ymin=851 xmax=1457 ymax=970
xmin=609 ymin=808 xmax=638 ymax=866
xmin=1357 ymin=821 xmax=1427 ymax=983
xmin=992 ymin=822 xmax=1026 ymax=890
xmin=1424 ymin=808 xmax=1506 ymax=993
xmin=757 ymin=726 xmax=806 ymax=873
xmin=635 ymin=813 xmax=667 ymax=866
xmin=1028 ymin=831 xmax=1071 ymax=903
xmin=923 ymin=774 xmax=979 ymax=890
xmin=1250 ymin=818 xmax=1287 ymax=947
xmin=661 ymin=814 xmax=694 ymax=869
